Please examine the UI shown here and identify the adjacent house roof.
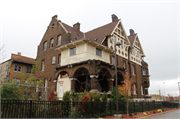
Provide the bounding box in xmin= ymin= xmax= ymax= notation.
xmin=85 ymin=19 xmax=120 ymax=44
xmin=11 ymin=54 xmax=35 ymax=65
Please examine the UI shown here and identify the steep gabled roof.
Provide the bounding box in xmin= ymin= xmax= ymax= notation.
xmin=85 ymin=19 xmax=120 ymax=44
xmin=127 ymin=30 xmax=145 ymax=57
xmin=11 ymin=54 xmax=35 ymax=65
xmin=128 ymin=33 xmax=137 ymax=46
xmin=61 ymin=22 xmax=84 ymax=42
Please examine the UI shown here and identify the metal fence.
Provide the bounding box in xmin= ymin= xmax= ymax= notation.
xmin=1 ymin=100 xmax=179 ymax=118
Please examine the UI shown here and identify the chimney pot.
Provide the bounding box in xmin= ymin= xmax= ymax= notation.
xmin=129 ymin=29 xmax=135 ymax=36
xmin=112 ymin=14 xmax=118 ymax=22
xmin=17 ymin=52 xmax=21 ymax=55
xmin=73 ymin=22 xmax=80 ymax=32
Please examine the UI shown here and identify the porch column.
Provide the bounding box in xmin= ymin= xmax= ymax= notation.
xmin=107 ymin=78 xmax=114 ymax=91
xmin=89 ymin=75 xmax=99 ymax=93
xmin=70 ymin=78 xmax=77 ymax=91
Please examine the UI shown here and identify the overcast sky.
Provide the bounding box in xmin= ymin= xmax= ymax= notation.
xmin=0 ymin=0 xmax=179 ymax=96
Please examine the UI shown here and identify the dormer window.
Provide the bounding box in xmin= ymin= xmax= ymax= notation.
xmin=50 ymin=39 xmax=54 ymax=48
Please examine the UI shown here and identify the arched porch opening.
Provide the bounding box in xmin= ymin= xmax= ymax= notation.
xmin=74 ymin=68 xmax=91 ymax=92
xmin=97 ymin=68 xmax=111 ymax=92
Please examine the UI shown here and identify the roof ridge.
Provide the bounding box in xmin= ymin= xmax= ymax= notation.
xmin=85 ymin=19 xmax=120 ymax=33
xmin=11 ymin=53 xmax=35 ymax=60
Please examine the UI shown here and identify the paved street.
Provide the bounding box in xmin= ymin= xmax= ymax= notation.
xmin=149 ymin=110 xmax=180 ymax=119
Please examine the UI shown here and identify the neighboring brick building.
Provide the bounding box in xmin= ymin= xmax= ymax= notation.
xmin=35 ymin=14 xmax=150 ymax=101
xmin=0 ymin=52 xmax=35 ymax=84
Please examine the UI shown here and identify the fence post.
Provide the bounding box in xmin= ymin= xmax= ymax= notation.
xmin=92 ymin=101 xmax=94 ymax=117
xmin=142 ymin=101 xmax=143 ymax=112
xmin=29 ymin=100 xmax=32 ymax=118
xmin=133 ymin=102 xmax=135 ymax=113
xmin=110 ymin=100 xmax=112 ymax=116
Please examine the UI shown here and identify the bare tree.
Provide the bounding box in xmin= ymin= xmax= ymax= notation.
xmin=0 ymin=44 xmax=6 ymax=63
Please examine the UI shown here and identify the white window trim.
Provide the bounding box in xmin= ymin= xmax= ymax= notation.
xmin=14 ymin=65 xmax=22 ymax=73
xmin=141 ymin=85 xmax=144 ymax=95
xmin=58 ymin=35 xmax=61 ymax=46
xmin=44 ymin=42 xmax=47 ymax=51
xmin=50 ymin=39 xmax=54 ymax=48
xmin=52 ymin=56 xmax=56 ymax=64
xmin=42 ymin=60 xmax=45 ymax=71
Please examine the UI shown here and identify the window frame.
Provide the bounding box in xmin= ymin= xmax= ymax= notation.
xmin=132 ymin=64 xmax=136 ymax=75
xmin=58 ymin=54 xmax=61 ymax=65
xmin=43 ymin=41 xmax=47 ymax=51
xmin=26 ymin=67 xmax=32 ymax=74
xmin=57 ymin=35 xmax=61 ymax=46
xmin=96 ymin=48 xmax=102 ymax=57
xmin=13 ymin=78 xmax=20 ymax=85
xmin=111 ymin=56 xmax=115 ymax=65
xmin=121 ymin=40 xmax=123 ymax=49
xmin=123 ymin=61 xmax=126 ymax=69
xmin=52 ymin=56 xmax=56 ymax=64
xmin=133 ymin=84 xmax=137 ymax=95
xmin=41 ymin=60 xmax=45 ymax=71
xmin=50 ymin=38 xmax=54 ymax=48
xmin=14 ymin=65 xmax=22 ymax=73
xmin=70 ymin=47 xmax=76 ymax=56
xmin=142 ymin=68 xmax=146 ymax=75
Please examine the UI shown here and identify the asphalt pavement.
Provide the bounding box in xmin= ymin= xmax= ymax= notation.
xmin=148 ymin=109 xmax=180 ymax=119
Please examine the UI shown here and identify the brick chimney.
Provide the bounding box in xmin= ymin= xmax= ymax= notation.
xmin=129 ymin=29 xmax=135 ymax=36
xmin=112 ymin=14 xmax=118 ymax=22
xmin=52 ymin=15 xmax=58 ymax=19
xmin=17 ymin=52 xmax=21 ymax=55
xmin=73 ymin=22 xmax=80 ymax=32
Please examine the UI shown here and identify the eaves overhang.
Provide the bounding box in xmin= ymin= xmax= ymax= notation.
xmin=55 ymin=37 xmax=114 ymax=53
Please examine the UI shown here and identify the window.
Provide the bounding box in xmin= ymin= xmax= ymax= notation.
xmin=141 ymin=85 xmax=144 ymax=95
xmin=142 ymin=69 xmax=146 ymax=75
xmin=96 ymin=48 xmax=102 ymax=57
xmin=113 ymin=36 xmax=116 ymax=43
xmin=122 ymin=61 xmax=125 ymax=68
xmin=57 ymin=35 xmax=61 ymax=45
xmin=132 ymin=65 xmax=135 ymax=75
xmin=121 ymin=40 xmax=123 ymax=49
xmin=26 ymin=67 xmax=31 ymax=74
xmin=70 ymin=47 xmax=76 ymax=56
xmin=13 ymin=78 xmax=20 ymax=85
xmin=41 ymin=60 xmax=45 ymax=71
xmin=112 ymin=56 xmax=115 ymax=65
xmin=43 ymin=41 xmax=47 ymax=51
xmin=14 ymin=65 xmax=22 ymax=72
xmin=133 ymin=84 xmax=136 ymax=95
xmin=52 ymin=56 xmax=56 ymax=64
xmin=45 ymin=79 xmax=48 ymax=92
xmin=133 ymin=49 xmax=135 ymax=56
xmin=50 ymin=39 xmax=54 ymax=48
xmin=137 ymin=51 xmax=139 ymax=58
xmin=6 ymin=65 xmax=9 ymax=72
xmin=58 ymin=54 xmax=61 ymax=65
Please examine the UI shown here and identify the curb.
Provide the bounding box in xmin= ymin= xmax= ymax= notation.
xmin=135 ymin=109 xmax=177 ymax=119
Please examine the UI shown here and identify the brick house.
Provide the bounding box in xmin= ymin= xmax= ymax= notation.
xmin=35 ymin=14 xmax=150 ymax=101
xmin=0 ymin=52 xmax=35 ymax=85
